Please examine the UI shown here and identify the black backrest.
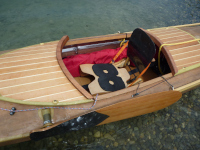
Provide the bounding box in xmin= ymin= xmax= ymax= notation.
xmin=127 ymin=28 xmax=156 ymax=73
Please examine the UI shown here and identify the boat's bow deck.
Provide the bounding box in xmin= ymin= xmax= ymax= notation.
xmin=0 ymin=42 xmax=88 ymax=105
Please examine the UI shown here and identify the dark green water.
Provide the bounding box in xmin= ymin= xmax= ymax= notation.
xmin=0 ymin=0 xmax=200 ymax=149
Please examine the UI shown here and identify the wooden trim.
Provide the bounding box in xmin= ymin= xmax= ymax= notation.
xmin=175 ymin=63 xmax=200 ymax=76
xmin=56 ymin=36 xmax=93 ymax=99
xmin=143 ymin=29 xmax=178 ymax=75
xmin=175 ymin=79 xmax=200 ymax=93
xmin=147 ymin=23 xmax=200 ymax=31
xmin=0 ymin=95 xmax=93 ymax=106
xmin=65 ymin=33 xmax=127 ymax=46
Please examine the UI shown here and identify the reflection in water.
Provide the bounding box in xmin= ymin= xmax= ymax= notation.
xmin=0 ymin=0 xmax=200 ymax=149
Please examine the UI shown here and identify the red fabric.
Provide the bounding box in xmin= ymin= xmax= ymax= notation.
xmin=63 ymin=47 xmax=128 ymax=77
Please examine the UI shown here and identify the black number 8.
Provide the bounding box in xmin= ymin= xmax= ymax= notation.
xmin=92 ymin=64 xmax=125 ymax=91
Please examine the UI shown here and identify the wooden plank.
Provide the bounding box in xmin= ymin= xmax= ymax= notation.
xmin=157 ymin=33 xmax=191 ymax=41
xmin=96 ymin=91 xmax=182 ymax=125
xmin=0 ymin=71 xmax=63 ymax=88
xmin=154 ymin=30 xmax=188 ymax=37
xmin=149 ymin=28 xmax=179 ymax=34
xmin=0 ymin=51 xmax=56 ymax=60
xmin=23 ymin=90 xmax=85 ymax=102
xmin=0 ymin=52 xmax=56 ymax=63
xmin=0 ymin=61 xmax=59 ymax=74
xmin=0 ymin=57 xmax=57 ymax=68
xmin=177 ymin=61 xmax=200 ymax=70
xmin=0 ymin=42 xmax=58 ymax=56
xmin=169 ymin=44 xmax=200 ymax=55
xmin=0 ymin=66 xmax=62 ymax=80
xmin=5 ymin=84 xmax=79 ymax=101
xmin=174 ymin=55 xmax=200 ymax=66
xmin=172 ymin=49 xmax=200 ymax=60
xmin=155 ymin=32 xmax=188 ymax=38
xmin=3 ymin=47 xmax=56 ymax=57
xmin=0 ymin=77 xmax=69 ymax=96
xmin=161 ymin=36 xmax=194 ymax=44
xmin=166 ymin=41 xmax=199 ymax=50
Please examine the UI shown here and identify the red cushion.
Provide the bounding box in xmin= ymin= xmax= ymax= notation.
xmin=63 ymin=47 xmax=128 ymax=77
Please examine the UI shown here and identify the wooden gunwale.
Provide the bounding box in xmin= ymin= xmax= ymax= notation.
xmin=56 ymin=36 xmax=93 ymax=99
xmin=147 ymin=22 xmax=200 ymax=30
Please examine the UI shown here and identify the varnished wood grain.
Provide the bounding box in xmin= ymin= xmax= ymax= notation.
xmin=0 ymin=39 xmax=86 ymax=104
xmin=144 ymin=29 xmax=178 ymax=75
xmin=56 ymin=36 xmax=93 ymax=99
xmin=147 ymin=27 xmax=200 ymax=75
xmin=96 ymin=91 xmax=182 ymax=125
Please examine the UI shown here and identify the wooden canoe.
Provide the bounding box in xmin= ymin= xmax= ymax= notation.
xmin=0 ymin=23 xmax=199 ymax=146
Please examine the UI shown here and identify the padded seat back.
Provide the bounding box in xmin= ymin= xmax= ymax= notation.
xmin=127 ymin=28 xmax=156 ymax=73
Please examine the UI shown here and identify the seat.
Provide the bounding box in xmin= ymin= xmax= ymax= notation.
xmin=80 ymin=28 xmax=156 ymax=94
xmin=128 ymin=28 xmax=156 ymax=73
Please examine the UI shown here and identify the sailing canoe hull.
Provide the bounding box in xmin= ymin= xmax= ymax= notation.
xmin=0 ymin=23 xmax=200 ymax=146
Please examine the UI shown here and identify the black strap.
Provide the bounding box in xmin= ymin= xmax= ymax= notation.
xmin=127 ymin=68 xmax=139 ymax=84
xmin=128 ymin=68 xmax=138 ymax=75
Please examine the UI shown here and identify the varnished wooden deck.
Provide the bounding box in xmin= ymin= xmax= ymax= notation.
xmin=148 ymin=26 xmax=200 ymax=73
xmin=0 ymin=42 xmax=86 ymax=104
